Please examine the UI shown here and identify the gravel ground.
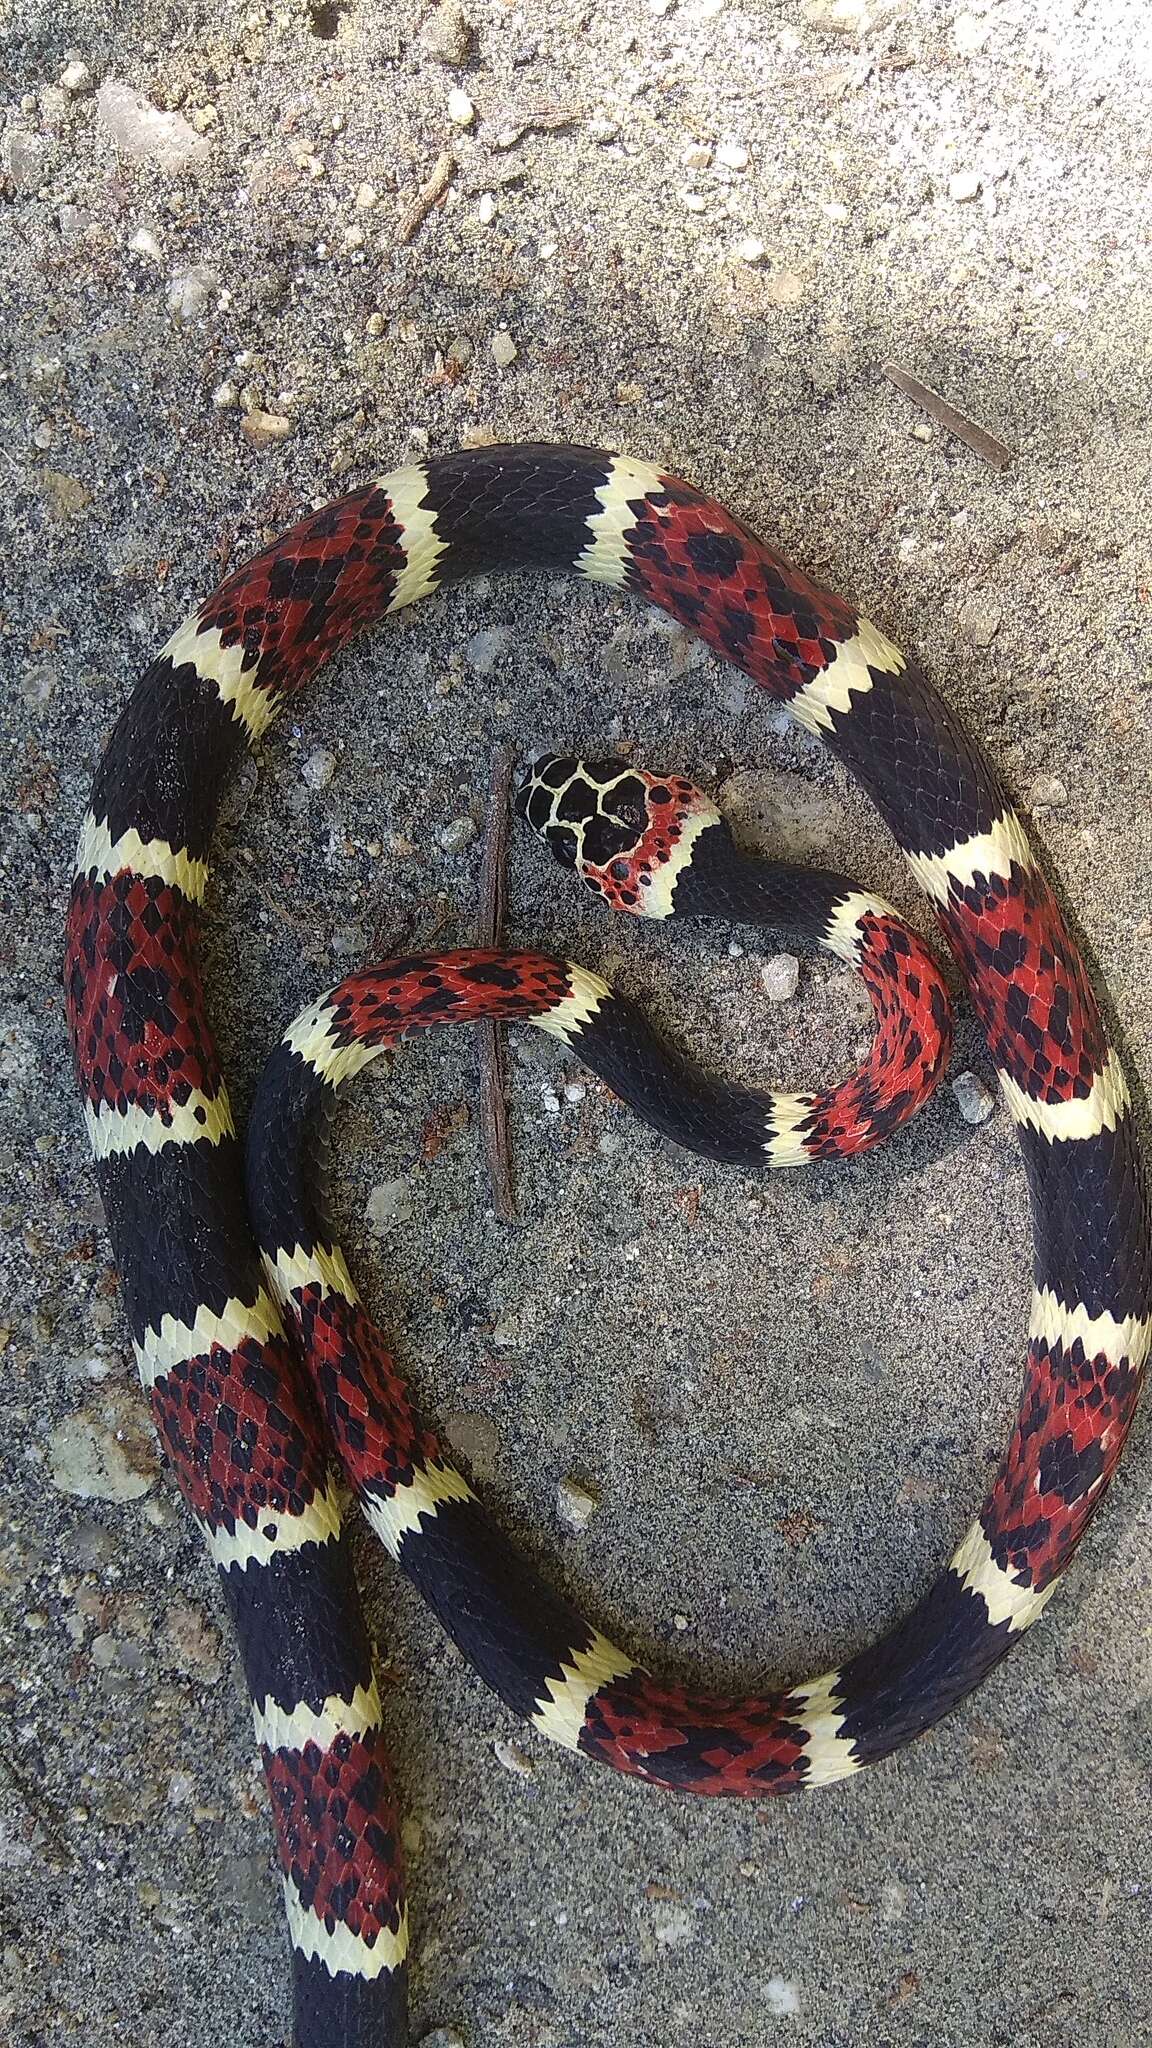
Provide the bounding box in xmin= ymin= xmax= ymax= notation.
xmin=3 ymin=2 xmax=1151 ymax=2044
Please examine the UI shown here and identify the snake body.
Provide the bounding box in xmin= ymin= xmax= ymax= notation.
xmin=64 ymin=445 xmax=1151 ymax=2047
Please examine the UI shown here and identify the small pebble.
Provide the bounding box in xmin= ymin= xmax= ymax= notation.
xmin=60 ymin=59 xmax=93 ymax=94
xmin=162 ymin=1599 xmax=223 ymax=1684
xmin=420 ymin=0 xmax=472 ymax=65
xmin=683 ymin=141 xmax=712 ymax=170
xmin=48 ymin=1401 xmax=158 ymax=1502
xmin=716 ymin=140 xmax=749 ymax=170
xmin=97 ymin=79 xmax=210 ymax=169
xmin=366 ymin=1179 xmax=416 ymax=1230
xmin=419 ymin=2030 xmax=466 ymax=2048
xmin=128 ymin=225 xmax=163 ymax=262
xmin=356 ymin=182 xmax=379 ymax=209
xmin=443 ymin=1412 xmax=500 ymax=1480
xmin=212 ymin=379 xmax=239 ymax=409
xmin=951 ymin=11 xmax=990 ymax=54
xmin=562 ymin=1080 xmax=585 ymax=1104
xmin=447 ymin=88 xmax=475 ymax=128
xmin=490 ymin=329 xmax=518 ymax=368
xmin=465 ymin=625 xmax=511 ymax=673
xmin=1029 ymin=772 xmax=1069 ymax=809
xmin=166 ymin=264 xmax=218 ymax=324
xmin=241 ymin=410 xmax=293 ymax=446
xmin=948 ymin=170 xmax=981 ymax=203
xmin=557 ymin=1476 xmax=599 ymax=1530
xmin=765 ymin=269 xmax=805 ymax=307
xmin=957 ymin=599 xmax=1001 ymax=648
xmin=736 ymin=235 xmax=767 ymax=265
xmin=301 ymin=747 xmax=336 ymax=791
xmin=760 ymin=954 xmax=800 ymax=1002
xmin=477 ymin=191 xmax=496 ymax=224
xmin=952 ymin=1071 xmax=995 ymax=1125
xmin=437 ymin=815 xmax=478 ymax=852
xmin=493 ymin=1738 xmax=535 ymax=1778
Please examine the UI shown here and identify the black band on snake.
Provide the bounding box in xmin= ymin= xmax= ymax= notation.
xmin=63 ymin=445 xmax=1151 ymax=2048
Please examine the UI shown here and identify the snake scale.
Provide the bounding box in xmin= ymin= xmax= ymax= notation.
xmin=64 ymin=445 xmax=1151 ymax=2047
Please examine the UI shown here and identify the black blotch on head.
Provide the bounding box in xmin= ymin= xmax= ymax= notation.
xmin=602 ymin=773 xmax=648 ymax=825
xmin=557 ymin=778 xmax=599 ymax=825
xmin=525 ymin=787 xmax=553 ymax=833
xmin=548 ymin=827 xmax=579 ymax=867
xmin=581 ymin=814 xmax=635 ymax=867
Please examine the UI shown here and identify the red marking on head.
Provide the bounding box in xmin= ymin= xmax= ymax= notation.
xmin=579 ymin=771 xmax=712 ymax=916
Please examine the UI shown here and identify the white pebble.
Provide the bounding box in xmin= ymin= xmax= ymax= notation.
xmin=493 ymin=1738 xmax=535 ymax=1777
xmin=736 ymin=235 xmax=767 ymax=265
xmin=127 ymin=225 xmax=163 ymax=262
xmin=465 ymin=624 xmax=511 ymax=674
xmin=366 ymin=1179 xmax=415 ymax=1230
xmin=437 ymin=815 xmax=478 ymax=852
xmin=447 ymin=88 xmax=475 ymax=127
xmin=166 ymin=264 xmax=218 ymax=324
xmin=951 ymin=1071 xmax=995 ymax=1125
xmin=1029 ymin=773 xmax=1068 ymax=809
xmin=301 ymin=747 xmax=336 ymax=791
xmin=716 ymin=140 xmax=749 ymax=170
xmin=562 ymin=1080 xmax=586 ymax=1104
xmin=948 ymin=170 xmax=981 ymax=203
xmin=477 ymin=191 xmax=496 ymax=224
xmin=760 ymin=954 xmax=800 ymax=1002
xmin=97 ymin=79 xmax=210 ymax=169
xmin=490 ymin=330 xmax=518 ymax=367
xmin=682 ymin=142 xmax=712 ymax=170
xmin=681 ymin=190 xmax=707 ymax=213
xmin=541 ymin=1087 xmax=561 ymax=1116
xmin=762 ymin=1978 xmax=802 ymax=2018
xmin=557 ymin=1476 xmax=599 ymax=1529
xmin=356 ymin=182 xmax=378 ymax=209
xmin=60 ymin=59 xmax=93 ymax=94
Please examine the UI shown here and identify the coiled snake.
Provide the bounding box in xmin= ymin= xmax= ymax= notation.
xmin=64 ymin=445 xmax=1150 ymax=2047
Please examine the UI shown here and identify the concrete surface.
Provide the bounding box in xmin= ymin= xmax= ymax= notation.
xmin=2 ymin=2 xmax=1151 ymax=2044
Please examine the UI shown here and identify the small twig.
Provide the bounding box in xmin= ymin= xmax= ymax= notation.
xmin=491 ymin=104 xmax=585 ymax=152
xmin=396 ymin=151 xmax=455 ymax=244
xmin=477 ymin=745 xmax=517 ymax=1223
xmin=883 ymin=362 xmax=1014 ymax=471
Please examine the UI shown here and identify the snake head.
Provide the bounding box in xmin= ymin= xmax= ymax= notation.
xmin=516 ymin=754 xmax=721 ymax=919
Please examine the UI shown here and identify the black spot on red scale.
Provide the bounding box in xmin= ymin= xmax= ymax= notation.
xmin=982 ymin=1331 xmax=1142 ymax=1590
xmin=264 ymin=1729 xmax=404 ymax=1942
xmin=319 ymin=951 xmax=574 ymax=1053
xmin=938 ymin=864 xmax=1110 ymax=1102
xmin=65 ymin=873 xmax=221 ymax=1117
xmin=579 ymin=1670 xmax=812 ymax=1794
xmin=622 ymin=477 xmax=857 ymax=700
xmin=803 ymin=912 xmax=952 ymax=1159
xmin=296 ymin=1287 xmax=439 ymax=1496
xmin=197 ymin=484 xmax=408 ymax=695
